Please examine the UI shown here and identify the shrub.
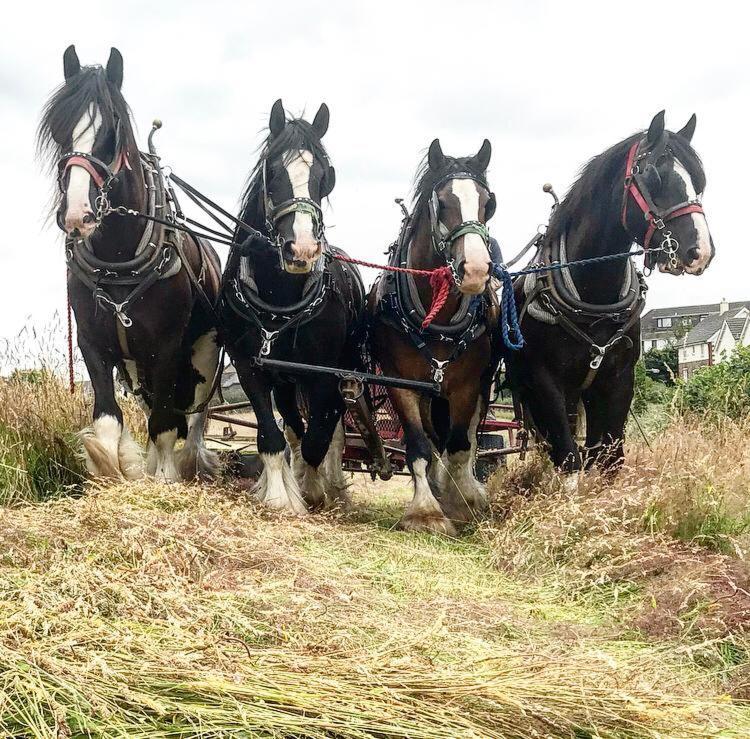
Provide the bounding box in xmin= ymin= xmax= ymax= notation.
xmin=643 ymin=345 xmax=678 ymax=384
xmin=632 ymin=359 xmax=672 ymax=416
xmin=676 ymin=345 xmax=750 ymax=422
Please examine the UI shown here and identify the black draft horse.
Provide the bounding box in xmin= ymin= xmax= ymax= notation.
xmin=38 ymin=46 xmax=221 ymax=481
xmin=221 ymin=100 xmax=366 ymax=515
xmin=369 ymin=139 xmax=498 ymax=535
xmin=506 ymin=111 xmax=715 ymax=477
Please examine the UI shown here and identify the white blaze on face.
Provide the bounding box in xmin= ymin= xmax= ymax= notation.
xmin=65 ymin=104 xmax=102 ymax=237
xmin=450 ymin=178 xmax=490 ymax=294
xmin=283 ymin=149 xmax=320 ymax=270
xmin=673 ymin=160 xmax=712 ymax=274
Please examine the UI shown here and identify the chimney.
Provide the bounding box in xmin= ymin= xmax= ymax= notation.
xmin=720 ymin=298 xmax=730 ymax=315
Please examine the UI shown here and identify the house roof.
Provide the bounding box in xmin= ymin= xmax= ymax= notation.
xmin=643 ymin=301 xmax=750 ymax=322
xmin=727 ymin=318 xmax=748 ymax=340
xmin=684 ymin=309 xmax=748 ymax=345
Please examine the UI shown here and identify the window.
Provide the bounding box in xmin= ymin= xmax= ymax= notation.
xmin=657 ymin=317 xmax=673 ymax=328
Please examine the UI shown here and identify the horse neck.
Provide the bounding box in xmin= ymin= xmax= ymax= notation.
xmin=409 ymin=214 xmax=461 ymax=316
xmin=88 ymin=149 xmax=147 ymax=261
xmin=560 ymin=179 xmax=633 ymax=305
xmin=241 ymin=197 xmax=308 ymax=305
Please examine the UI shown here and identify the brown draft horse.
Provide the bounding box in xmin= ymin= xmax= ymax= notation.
xmin=38 ymin=46 xmax=221 ymax=481
xmin=369 ymin=139 xmax=498 ymax=535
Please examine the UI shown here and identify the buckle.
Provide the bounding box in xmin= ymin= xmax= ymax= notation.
xmin=431 ymin=359 xmax=450 ymax=383
xmin=589 ymin=346 xmax=606 ymax=370
xmin=260 ymin=329 xmax=279 ymax=356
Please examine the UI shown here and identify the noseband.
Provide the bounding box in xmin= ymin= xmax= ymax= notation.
xmin=57 ymin=120 xmax=132 ymax=224
xmin=261 ymin=160 xmax=326 ymax=252
xmin=428 ymin=171 xmax=492 ymax=285
xmin=621 ymin=137 xmax=705 ymax=271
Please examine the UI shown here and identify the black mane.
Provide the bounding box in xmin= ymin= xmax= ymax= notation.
xmin=238 ymin=117 xmax=330 ymax=235
xmin=36 ymin=65 xmax=134 ymax=171
xmin=547 ymin=130 xmax=706 ymax=245
xmin=411 ymin=153 xmax=488 ymax=229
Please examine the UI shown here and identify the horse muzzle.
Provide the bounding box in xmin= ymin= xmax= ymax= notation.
xmin=64 ymin=208 xmax=97 ymax=239
xmin=281 ymin=240 xmax=322 ymax=274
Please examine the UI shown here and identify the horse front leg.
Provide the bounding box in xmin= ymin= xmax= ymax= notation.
xmin=389 ymin=387 xmax=456 ymax=536
xmin=235 ymin=360 xmax=307 ymax=515
xmin=297 ymin=377 xmax=345 ymax=510
xmin=439 ymin=380 xmax=487 ymax=524
xmin=146 ymin=340 xmax=186 ymax=482
xmin=78 ymin=333 xmax=143 ymax=480
xmin=177 ymin=328 xmax=221 ymax=480
xmin=523 ymin=361 xmax=582 ymax=479
xmin=274 ymin=382 xmax=306 ymax=484
xmin=582 ymin=363 xmax=634 ymax=474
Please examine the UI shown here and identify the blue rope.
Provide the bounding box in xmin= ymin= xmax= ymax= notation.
xmin=492 ymin=263 xmax=524 ymax=351
xmin=492 ymin=245 xmax=646 ymax=352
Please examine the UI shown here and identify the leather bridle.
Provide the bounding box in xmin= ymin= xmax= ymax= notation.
xmin=621 ymin=136 xmax=705 ymax=272
xmin=428 ymin=171 xmax=494 ymax=286
xmin=261 ymin=159 xmax=326 ymax=258
xmin=57 ymin=119 xmax=132 ymax=225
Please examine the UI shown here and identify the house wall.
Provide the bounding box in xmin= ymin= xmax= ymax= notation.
xmin=678 ymin=357 xmax=710 ymax=380
xmin=678 ymin=343 xmax=709 ymax=365
xmin=715 ymin=329 xmax=737 ymax=361
xmin=642 ymin=338 xmax=673 ymax=352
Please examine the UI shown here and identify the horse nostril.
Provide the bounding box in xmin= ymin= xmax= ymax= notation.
xmin=70 ymin=227 xmax=80 ymax=238
xmin=82 ymin=213 xmax=95 ymax=225
xmin=686 ymin=247 xmax=700 ymax=264
xmin=282 ymin=241 xmax=295 ymax=261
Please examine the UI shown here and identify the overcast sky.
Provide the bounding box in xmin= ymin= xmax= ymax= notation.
xmin=2 ymin=0 xmax=747 ymax=359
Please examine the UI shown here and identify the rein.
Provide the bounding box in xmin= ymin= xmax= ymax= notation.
xmin=333 ymin=254 xmax=453 ymax=330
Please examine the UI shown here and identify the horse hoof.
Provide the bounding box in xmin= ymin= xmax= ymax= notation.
xmin=399 ymin=511 xmax=457 ymax=537
xmin=263 ymin=497 xmax=309 ymax=517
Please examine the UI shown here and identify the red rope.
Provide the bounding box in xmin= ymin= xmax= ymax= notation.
xmin=332 ymin=254 xmax=454 ymax=330
xmin=66 ymin=276 xmax=75 ymax=394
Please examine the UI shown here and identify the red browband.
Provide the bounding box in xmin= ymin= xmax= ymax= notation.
xmin=62 ymin=149 xmax=131 ymax=189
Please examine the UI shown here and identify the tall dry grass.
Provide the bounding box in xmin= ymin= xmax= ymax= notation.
xmin=486 ymin=416 xmax=750 ymax=642
xmin=0 ymin=323 xmax=146 ymax=504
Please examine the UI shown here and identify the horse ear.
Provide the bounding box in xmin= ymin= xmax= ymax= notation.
xmin=269 ymin=99 xmax=285 ymax=137
xmin=312 ymin=103 xmax=330 ymax=138
xmin=676 ymin=113 xmax=697 ymax=143
xmin=471 ymin=138 xmax=492 ymax=171
xmin=63 ymin=45 xmax=80 ymax=81
xmin=647 ymin=110 xmax=665 ymax=146
xmin=105 ymin=47 xmax=123 ymax=89
xmin=321 ymin=165 xmax=336 ymax=198
xmin=428 ymin=139 xmax=445 ymax=171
